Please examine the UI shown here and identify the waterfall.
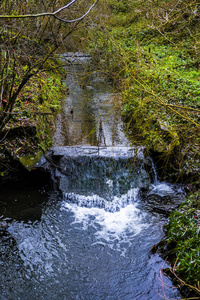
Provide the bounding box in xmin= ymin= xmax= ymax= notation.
xmin=49 ymin=145 xmax=150 ymax=207
xmin=147 ymin=156 xmax=159 ymax=184
xmin=147 ymin=157 xmax=185 ymax=198
xmin=0 ymin=54 xmax=185 ymax=300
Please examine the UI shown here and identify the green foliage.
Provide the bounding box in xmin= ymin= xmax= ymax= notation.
xmin=14 ymin=71 xmax=66 ymax=151
xmin=108 ymin=0 xmax=130 ymax=13
xmin=165 ymin=191 xmax=200 ymax=286
xmin=0 ymin=52 xmax=66 ymax=153
xmin=88 ymin=0 xmax=200 ymax=178
xmin=0 ymin=0 xmax=74 ymax=152
xmin=0 ymin=0 xmax=90 ymax=133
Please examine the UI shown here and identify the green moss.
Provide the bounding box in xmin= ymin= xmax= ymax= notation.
xmin=14 ymin=69 xmax=67 ymax=152
xmin=0 ymin=68 xmax=67 ymax=157
xmin=19 ymin=151 xmax=43 ymax=170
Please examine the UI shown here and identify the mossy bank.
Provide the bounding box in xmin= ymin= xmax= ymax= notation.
xmin=88 ymin=0 xmax=200 ymax=182
xmin=0 ymin=69 xmax=67 ymax=182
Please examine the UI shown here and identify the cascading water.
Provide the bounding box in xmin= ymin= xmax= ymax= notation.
xmin=0 ymin=53 xmax=185 ymax=299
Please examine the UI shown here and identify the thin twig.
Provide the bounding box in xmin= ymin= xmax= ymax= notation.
xmin=0 ymin=128 xmax=10 ymax=143
xmin=170 ymin=259 xmax=200 ymax=296
xmin=0 ymin=111 xmax=52 ymax=115
xmin=131 ymin=75 xmax=200 ymax=127
xmin=0 ymin=80 xmax=4 ymax=102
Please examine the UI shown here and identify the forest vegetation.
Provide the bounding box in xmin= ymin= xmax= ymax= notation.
xmin=89 ymin=0 xmax=200 ymax=181
xmin=0 ymin=0 xmax=96 ymax=173
xmin=0 ymin=0 xmax=200 ymax=297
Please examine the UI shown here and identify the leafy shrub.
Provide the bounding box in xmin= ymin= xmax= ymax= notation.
xmin=165 ymin=191 xmax=200 ymax=286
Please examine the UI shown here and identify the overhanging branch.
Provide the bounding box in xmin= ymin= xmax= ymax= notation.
xmin=0 ymin=0 xmax=98 ymax=23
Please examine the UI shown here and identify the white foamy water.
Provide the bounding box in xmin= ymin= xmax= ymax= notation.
xmin=63 ymin=187 xmax=140 ymax=211
xmin=148 ymin=182 xmax=176 ymax=197
xmin=61 ymin=188 xmax=149 ymax=254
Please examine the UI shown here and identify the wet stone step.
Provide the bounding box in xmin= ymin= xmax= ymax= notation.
xmin=49 ymin=145 xmax=144 ymax=159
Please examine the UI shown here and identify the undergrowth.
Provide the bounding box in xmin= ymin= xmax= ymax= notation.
xmin=0 ymin=66 xmax=67 ymax=157
xmin=164 ymin=191 xmax=200 ymax=296
xmin=88 ymin=0 xmax=200 ymax=182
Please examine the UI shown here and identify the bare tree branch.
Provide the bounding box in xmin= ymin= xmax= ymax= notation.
xmin=0 ymin=0 xmax=98 ymax=133
xmin=54 ymin=0 xmax=98 ymax=23
xmin=0 ymin=0 xmax=98 ymax=23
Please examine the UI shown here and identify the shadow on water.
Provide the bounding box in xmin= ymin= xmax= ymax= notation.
xmin=0 ymin=169 xmax=52 ymax=223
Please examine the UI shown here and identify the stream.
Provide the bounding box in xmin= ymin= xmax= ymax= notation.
xmin=0 ymin=53 xmax=186 ymax=300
